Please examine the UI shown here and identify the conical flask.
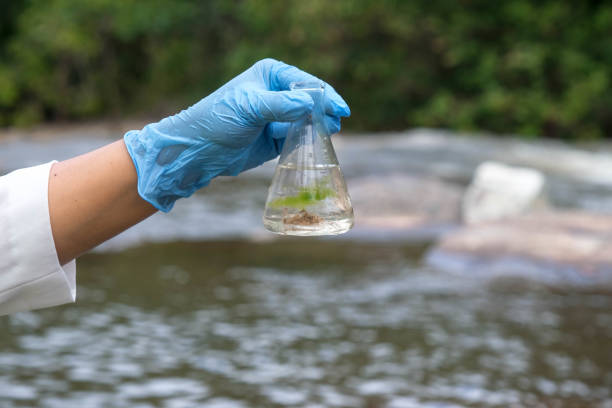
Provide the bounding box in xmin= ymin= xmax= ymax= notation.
xmin=263 ymin=81 xmax=354 ymax=236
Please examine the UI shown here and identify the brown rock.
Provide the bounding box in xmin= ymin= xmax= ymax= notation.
xmin=427 ymin=211 xmax=612 ymax=286
xmin=348 ymin=173 xmax=462 ymax=240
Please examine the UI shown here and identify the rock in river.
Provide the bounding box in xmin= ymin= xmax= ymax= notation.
xmin=426 ymin=211 xmax=612 ymax=287
xmin=462 ymin=161 xmax=547 ymax=224
xmin=347 ymin=173 xmax=463 ymax=241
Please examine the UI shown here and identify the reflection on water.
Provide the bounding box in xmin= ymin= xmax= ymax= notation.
xmin=1 ymin=240 xmax=611 ymax=407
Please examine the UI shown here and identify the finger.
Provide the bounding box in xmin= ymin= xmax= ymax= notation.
xmin=266 ymin=121 xmax=291 ymax=140
xmin=241 ymin=126 xmax=287 ymax=171
xmin=248 ymin=89 xmax=314 ymax=123
xmin=323 ymin=84 xmax=351 ymax=118
xmin=266 ymin=114 xmax=341 ymax=144
xmin=262 ymin=59 xmax=351 ymax=117
xmin=324 ymin=115 xmax=342 ymax=135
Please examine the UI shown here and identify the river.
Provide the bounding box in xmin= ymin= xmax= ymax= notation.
xmin=1 ymin=128 xmax=611 ymax=407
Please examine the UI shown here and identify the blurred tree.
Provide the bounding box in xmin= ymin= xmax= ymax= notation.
xmin=0 ymin=0 xmax=611 ymax=139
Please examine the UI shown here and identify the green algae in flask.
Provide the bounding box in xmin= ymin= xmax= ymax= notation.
xmin=263 ymin=81 xmax=354 ymax=236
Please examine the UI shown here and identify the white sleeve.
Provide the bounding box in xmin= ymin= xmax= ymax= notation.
xmin=0 ymin=161 xmax=76 ymax=316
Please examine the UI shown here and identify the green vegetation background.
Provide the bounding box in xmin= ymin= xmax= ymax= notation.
xmin=1 ymin=0 xmax=611 ymax=139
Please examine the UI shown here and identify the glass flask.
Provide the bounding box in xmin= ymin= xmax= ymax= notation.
xmin=263 ymin=81 xmax=354 ymax=236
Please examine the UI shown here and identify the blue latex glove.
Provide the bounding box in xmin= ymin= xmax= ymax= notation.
xmin=124 ymin=58 xmax=350 ymax=212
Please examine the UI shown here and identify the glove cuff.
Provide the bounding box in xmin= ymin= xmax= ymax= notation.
xmin=124 ymin=126 xmax=212 ymax=212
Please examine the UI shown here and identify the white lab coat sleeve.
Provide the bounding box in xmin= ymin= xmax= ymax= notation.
xmin=0 ymin=161 xmax=76 ymax=316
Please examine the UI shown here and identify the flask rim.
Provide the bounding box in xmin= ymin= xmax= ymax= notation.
xmin=289 ymin=81 xmax=325 ymax=92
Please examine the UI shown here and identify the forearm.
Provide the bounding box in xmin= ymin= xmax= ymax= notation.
xmin=48 ymin=140 xmax=157 ymax=265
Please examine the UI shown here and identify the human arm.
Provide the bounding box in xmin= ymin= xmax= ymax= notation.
xmin=1 ymin=58 xmax=349 ymax=315
xmin=0 ymin=141 xmax=148 ymax=315
xmin=52 ymin=58 xmax=350 ymax=264
xmin=48 ymin=140 xmax=157 ymax=265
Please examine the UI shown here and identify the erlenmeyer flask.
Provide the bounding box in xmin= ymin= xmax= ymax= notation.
xmin=263 ymin=81 xmax=354 ymax=236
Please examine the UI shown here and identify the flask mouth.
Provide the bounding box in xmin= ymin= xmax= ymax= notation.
xmin=289 ymin=81 xmax=325 ymax=92
xmin=290 ymin=81 xmax=325 ymax=121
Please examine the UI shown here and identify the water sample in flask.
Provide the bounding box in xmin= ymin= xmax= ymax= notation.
xmin=263 ymin=81 xmax=354 ymax=236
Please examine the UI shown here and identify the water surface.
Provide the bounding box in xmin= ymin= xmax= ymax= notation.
xmin=2 ymin=129 xmax=612 ymax=406
xmin=2 ymin=240 xmax=611 ymax=407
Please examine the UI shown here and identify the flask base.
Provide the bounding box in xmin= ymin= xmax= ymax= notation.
xmin=263 ymin=216 xmax=353 ymax=236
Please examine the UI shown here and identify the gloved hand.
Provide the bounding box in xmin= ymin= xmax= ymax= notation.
xmin=124 ymin=58 xmax=350 ymax=212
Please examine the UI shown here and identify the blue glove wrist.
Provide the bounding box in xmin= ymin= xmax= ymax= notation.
xmin=124 ymin=123 xmax=231 ymax=212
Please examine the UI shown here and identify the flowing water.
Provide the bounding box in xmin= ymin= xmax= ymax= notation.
xmin=1 ymin=128 xmax=612 ymax=407
xmin=1 ymin=241 xmax=611 ymax=407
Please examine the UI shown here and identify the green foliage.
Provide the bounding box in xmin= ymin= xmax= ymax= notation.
xmin=0 ymin=0 xmax=611 ymax=139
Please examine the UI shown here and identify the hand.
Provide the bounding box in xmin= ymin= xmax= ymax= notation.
xmin=124 ymin=58 xmax=350 ymax=212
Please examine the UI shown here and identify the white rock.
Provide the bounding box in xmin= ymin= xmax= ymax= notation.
xmin=462 ymin=161 xmax=546 ymax=224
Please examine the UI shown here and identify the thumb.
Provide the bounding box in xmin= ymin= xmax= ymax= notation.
xmin=249 ymin=90 xmax=314 ymax=123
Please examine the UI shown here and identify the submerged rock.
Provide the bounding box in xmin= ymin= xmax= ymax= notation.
xmin=427 ymin=211 xmax=612 ymax=286
xmin=462 ymin=161 xmax=547 ymax=224
xmin=347 ymin=173 xmax=463 ymax=241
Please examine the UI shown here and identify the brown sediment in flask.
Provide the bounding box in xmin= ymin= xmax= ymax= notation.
xmin=282 ymin=209 xmax=323 ymax=226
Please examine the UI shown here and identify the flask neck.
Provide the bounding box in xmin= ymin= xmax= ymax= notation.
xmin=277 ymin=81 xmax=338 ymax=168
xmin=290 ymin=81 xmax=326 ymax=129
